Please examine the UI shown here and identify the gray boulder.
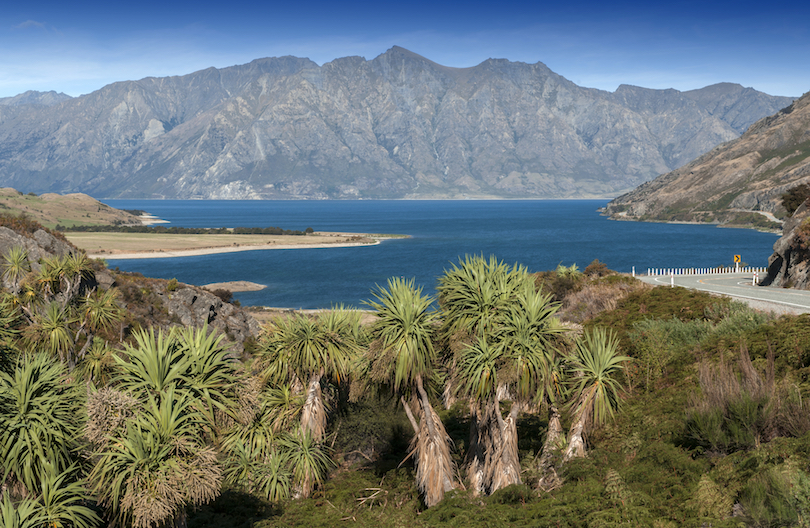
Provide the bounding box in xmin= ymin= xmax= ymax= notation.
xmin=161 ymin=286 xmax=261 ymax=353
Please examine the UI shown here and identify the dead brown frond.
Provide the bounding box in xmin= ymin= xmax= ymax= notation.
xmin=118 ymin=443 xmax=221 ymax=528
xmin=85 ymin=387 xmax=138 ymax=446
xmin=227 ymin=374 xmax=263 ymax=427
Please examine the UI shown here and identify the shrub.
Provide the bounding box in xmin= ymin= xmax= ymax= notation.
xmin=584 ymin=259 xmax=609 ymax=277
xmin=738 ymin=467 xmax=798 ymax=527
xmin=211 ymin=288 xmax=233 ymax=303
xmin=684 ymin=346 xmax=779 ymax=454
xmin=781 ymin=183 xmax=810 ymax=216
xmin=166 ymin=278 xmax=179 ymax=292
xmin=487 ymin=484 xmax=534 ymax=505
xmin=628 ymin=317 xmax=711 ymax=390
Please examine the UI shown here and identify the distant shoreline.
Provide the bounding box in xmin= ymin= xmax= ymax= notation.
xmin=88 ymin=239 xmax=381 ymax=260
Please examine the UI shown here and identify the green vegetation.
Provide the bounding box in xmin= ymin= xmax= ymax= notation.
xmin=783 ymin=183 xmax=810 ymax=216
xmin=1 ymin=216 xmax=809 ymax=527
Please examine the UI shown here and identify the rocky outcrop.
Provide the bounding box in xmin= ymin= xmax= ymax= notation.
xmin=605 ymin=91 xmax=810 ymax=227
xmin=0 ymin=226 xmax=75 ymax=289
xmin=0 ymin=47 xmax=793 ymax=200
xmin=161 ymin=287 xmax=261 ymax=351
xmin=761 ymin=201 xmax=810 ymax=288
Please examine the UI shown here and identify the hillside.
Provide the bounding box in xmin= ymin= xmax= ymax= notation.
xmin=605 ymin=90 xmax=810 ymax=228
xmin=0 ymin=187 xmax=142 ymax=229
xmin=0 ymin=47 xmax=793 ymax=200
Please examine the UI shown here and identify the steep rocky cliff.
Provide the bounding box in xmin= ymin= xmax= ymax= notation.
xmin=605 ymin=91 xmax=810 ymax=227
xmin=0 ymin=47 xmax=793 ymax=200
xmin=761 ymin=200 xmax=810 ymax=288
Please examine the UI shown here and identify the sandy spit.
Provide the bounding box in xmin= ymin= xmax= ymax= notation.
xmin=88 ymin=239 xmax=380 ymax=260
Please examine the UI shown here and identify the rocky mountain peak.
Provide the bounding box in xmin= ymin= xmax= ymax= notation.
xmin=0 ymin=49 xmax=796 ymax=200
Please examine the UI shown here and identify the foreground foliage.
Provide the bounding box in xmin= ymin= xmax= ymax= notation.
xmin=1 ymin=222 xmax=809 ymax=527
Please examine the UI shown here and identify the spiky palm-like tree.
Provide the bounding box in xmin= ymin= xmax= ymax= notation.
xmin=31 ymin=464 xmax=101 ymax=528
xmin=0 ymin=354 xmax=80 ymax=495
xmin=563 ymin=327 xmax=630 ymax=462
xmin=439 ymin=255 xmax=562 ymax=495
xmin=173 ymin=324 xmax=236 ymax=430
xmin=113 ymin=327 xmax=187 ymax=399
xmin=221 ymin=378 xmax=319 ymax=501
xmin=35 ymin=256 xmax=65 ymax=303
xmin=362 ymin=277 xmax=457 ymax=507
xmin=456 ymin=284 xmax=562 ymax=494
xmin=0 ymin=492 xmax=39 ymax=528
xmin=259 ymin=309 xmax=360 ymax=442
xmin=114 ymin=325 xmax=236 ymax=433
xmin=282 ymin=431 xmax=334 ymax=499
xmin=24 ymin=301 xmax=75 ymax=365
xmin=75 ymin=288 xmax=123 ymax=360
xmin=1 ymin=246 xmax=30 ymax=295
xmin=89 ymin=388 xmax=221 ymax=528
xmin=437 ymin=254 xmax=529 ymax=343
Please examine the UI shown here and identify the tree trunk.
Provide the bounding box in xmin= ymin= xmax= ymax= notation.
xmin=300 ymin=373 xmax=326 ymax=442
xmin=413 ymin=376 xmax=456 ymax=507
xmin=465 ymin=404 xmax=486 ymax=496
xmin=401 ymin=395 xmax=420 ymax=434
xmin=563 ymin=411 xmax=587 ymax=462
xmin=486 ymin=398 xmax=521 ymax=493
xmin=537 ymin=405 xmax=563 ymax=491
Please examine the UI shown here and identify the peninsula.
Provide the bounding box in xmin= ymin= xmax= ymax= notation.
xmin=65 ymin=231 xmax=382 ymax=259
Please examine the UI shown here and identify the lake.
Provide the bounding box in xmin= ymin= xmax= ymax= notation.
xmin=102 ymin=200 xmax=779 ymax=309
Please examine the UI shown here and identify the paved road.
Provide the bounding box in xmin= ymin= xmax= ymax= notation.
xmin=637 ymin=273 xmax=810 ymax=315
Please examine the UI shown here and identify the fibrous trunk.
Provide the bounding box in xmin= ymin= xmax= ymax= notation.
xmin=465 ymin=404 xmax=486 ymax=496
xmin=412 ymin=376 xmax=456 ymax=507
xmin=300 ymin=374 xmax=326 ymax=442
xmin=537 ymin=405 xmax=563 ymax=491
xmin=484 ymin=398 xmax=521 ymax=494
xmin=563 ymin=411 xmax=587 ymax=462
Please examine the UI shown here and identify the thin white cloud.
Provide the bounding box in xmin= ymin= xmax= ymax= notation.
xmin=13 ymin=20 xmax=48 ymax=30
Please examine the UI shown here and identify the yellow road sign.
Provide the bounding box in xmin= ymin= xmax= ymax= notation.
xmin=734 ymin=255 xmax=741 ymax=263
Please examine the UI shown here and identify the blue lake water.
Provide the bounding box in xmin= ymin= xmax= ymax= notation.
xmin=103 ymin=200 xmax=779 ymax=309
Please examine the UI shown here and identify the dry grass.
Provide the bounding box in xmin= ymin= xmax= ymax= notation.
xmin=558 ymin=278 xmax=650 ymax=323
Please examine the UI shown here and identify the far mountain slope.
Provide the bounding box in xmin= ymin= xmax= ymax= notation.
xmin=0 ymin=47 xmax=795 ymax=199
xmin=605 ymin=90 xmax=810 ymax=228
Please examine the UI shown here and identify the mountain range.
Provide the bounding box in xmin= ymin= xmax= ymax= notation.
xmin=0 ymin=46 xmax=795 ymax=199
xmin=605 ymin=90 xmax=810 ymax=226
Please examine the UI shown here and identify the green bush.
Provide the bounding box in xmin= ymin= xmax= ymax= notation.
xmin=739 ymin=467 xmax=798 ymax=527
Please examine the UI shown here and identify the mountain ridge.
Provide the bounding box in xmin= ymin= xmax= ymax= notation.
xmin=604 ymin=90 xmax=810 ymax=228
xmin=0 ymin=47 xmax=795 ymax=199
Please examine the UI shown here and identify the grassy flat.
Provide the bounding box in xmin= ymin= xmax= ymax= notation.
xmin=65 ymin=231 xmax=378 ymax=257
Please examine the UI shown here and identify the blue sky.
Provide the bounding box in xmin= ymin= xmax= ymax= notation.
xmin=1 ymin=0 xmax=808 ymax=99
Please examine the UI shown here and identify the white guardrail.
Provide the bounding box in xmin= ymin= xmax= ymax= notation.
xmin=634 ymin=266 xmax=768 ymax=287
xmin=643 ymin=266 xmax=767 ymax=277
